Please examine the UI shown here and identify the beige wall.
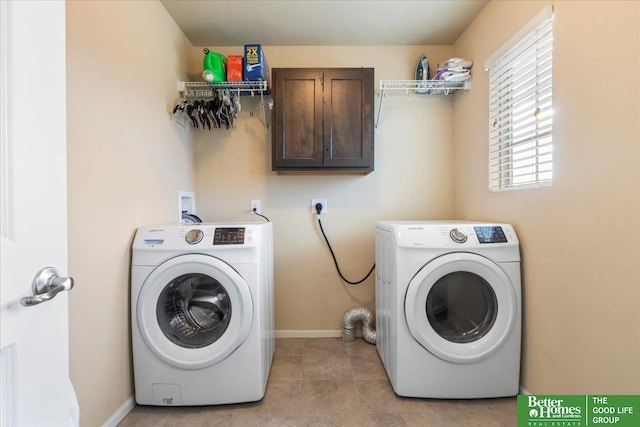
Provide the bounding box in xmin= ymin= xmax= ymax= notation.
xmin=192 ymin=45 xmax=457 ymax=332
xmin=66 ymin=1 xmax=194 ymax=426
xmin=453 ymin=1 xmax=640 ymax=393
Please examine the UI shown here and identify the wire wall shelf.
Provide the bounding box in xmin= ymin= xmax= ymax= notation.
xmin=178 ymin=80 xmax=268 ymax=99
xmin=177 ymin=80 xmax=271 ymax=132
xmin=375 ymin=79 xmax=471 ymax=132
xmin=378 ymin=79 xmax=471 ymax=96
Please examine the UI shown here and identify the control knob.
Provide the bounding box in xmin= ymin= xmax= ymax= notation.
xmin=185 ymin=229 xmax=204 ymax=245
xmin=449 ymin=228 xmax=468 ymax=243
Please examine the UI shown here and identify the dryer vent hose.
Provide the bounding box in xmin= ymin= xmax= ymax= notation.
xmin=342 ymin=307 xmax=376 ymax=345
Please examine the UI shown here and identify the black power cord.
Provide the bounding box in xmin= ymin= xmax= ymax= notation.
xmin=315 ymin=203 xmax=375 ymax=285
xmin=252 ymin=208 xmax=271 ymax=222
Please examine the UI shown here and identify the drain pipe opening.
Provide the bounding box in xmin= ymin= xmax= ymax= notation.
xmin=342 ymin=307 xmax=376 ymax=345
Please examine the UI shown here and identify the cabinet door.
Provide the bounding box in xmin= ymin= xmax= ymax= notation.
xmin=272 ymin=67 xmax=374 ymax=173
xmin=272 ymin=68 xmax=323 ymax=169
xmin=323 ymin=68 xmax=374 ymax=170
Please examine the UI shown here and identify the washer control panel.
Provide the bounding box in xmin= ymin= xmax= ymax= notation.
xmin=213 ymin=227 xmax=245 ymax=245
xmin=136 ymin=223 xmax=263 ymax=250
xmin=181 ymin=227 xmax=247 ymax=245
xmin=185 ymin=229 xmax=204 ymax=245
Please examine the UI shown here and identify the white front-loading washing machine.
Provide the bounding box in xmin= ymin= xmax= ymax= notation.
xmin=375 ymin=221 xmax=521 ymax=399
xmin=131 ymin=222 xmax=274 ymax=406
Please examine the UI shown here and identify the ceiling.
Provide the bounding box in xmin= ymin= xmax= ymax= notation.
xmin=160 ymin=0 xmax=488 ymax=47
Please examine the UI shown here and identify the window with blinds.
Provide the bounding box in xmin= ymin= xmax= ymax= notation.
xmin=485 ymin=7 xmax=553 ymax=191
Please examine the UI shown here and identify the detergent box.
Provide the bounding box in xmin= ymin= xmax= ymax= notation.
xmin=243 ymin=44 xmax=269 ymax=81
xmin=227 ymin=55 xmax=243 ymax=81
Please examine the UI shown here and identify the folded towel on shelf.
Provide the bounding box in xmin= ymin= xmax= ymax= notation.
xmin=434 ymin=57 xmax=472 ymax=79
xmin=432 ymin=68 xmax=471 ymax=82
xmin=438 ymin=57 xmax=473 ymax=70
xmin=426 ymin=58 xmax=472 ymax=95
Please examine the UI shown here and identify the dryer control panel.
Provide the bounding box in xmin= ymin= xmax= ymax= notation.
xmin=473 ymin=226 xmax=508 ymax=244
xmin=448 ymin=226 xmax=508 ymax=244
xmin=376 ymin=221 xmax=518 ymax=251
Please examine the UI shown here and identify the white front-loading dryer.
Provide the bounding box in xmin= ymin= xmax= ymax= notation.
xmin=131 ymin=222 xmax=274 ymax=406
xmin=375 ymin=221 xmax=521 ymax=399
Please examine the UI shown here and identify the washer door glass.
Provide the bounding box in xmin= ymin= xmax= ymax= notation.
xmin=426 ymin=272 xmax=497 ymax=344
xmin=137 ymin=254 xmax=253 ymax=370
xmin=405 ymin=253 xmax=517 ymax=364
xmin=157 ymin=273 xmax=232 ymax=349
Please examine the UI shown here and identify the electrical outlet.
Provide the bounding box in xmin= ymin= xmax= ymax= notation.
xmin=311 ymin=199 xmax=327 ymax=214
xmin=250 ymin=199 xmax=261 ymax=215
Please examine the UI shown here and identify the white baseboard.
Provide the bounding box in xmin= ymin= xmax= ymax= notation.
xmin=519 ymin=385 xmax=531 ymax=395
xmin=102 ymin=396 xmax=135 ymax=427
xmin=275 ymin=330 xmax=342 ymax=338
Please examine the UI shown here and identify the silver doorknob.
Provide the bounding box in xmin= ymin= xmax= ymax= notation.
xmin=20 ymin=267 xmax=74 ymax=307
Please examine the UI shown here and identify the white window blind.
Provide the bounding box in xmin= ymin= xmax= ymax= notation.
xmin=486 ymin=7 xmax=553 ymax=191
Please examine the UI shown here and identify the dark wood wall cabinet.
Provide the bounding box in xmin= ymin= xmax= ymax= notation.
xmin=272 ymin=68 xmax=374 ymax=174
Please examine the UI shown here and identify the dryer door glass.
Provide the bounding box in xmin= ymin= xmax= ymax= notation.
xmin=404 ymin=252 xmax=517 ymax=364
xmin=156 ymin=273 xmax=232 ymax=349
xmin=426 ymin=272 xmax=497 ymax=343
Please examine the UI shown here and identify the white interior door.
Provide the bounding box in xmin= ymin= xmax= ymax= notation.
xmin=0 ymin=1 xmax=79 ymax=426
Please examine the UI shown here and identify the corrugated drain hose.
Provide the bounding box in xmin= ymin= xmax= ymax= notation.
xmin=342 ymin=307 xmax=376 ymax=344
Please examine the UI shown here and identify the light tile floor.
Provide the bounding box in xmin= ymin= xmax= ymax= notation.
xmin=118 ymin=338 xmax=517 ymax=426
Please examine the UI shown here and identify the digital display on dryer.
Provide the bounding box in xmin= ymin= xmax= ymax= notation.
xmin=474 ymin=226 xmax=508 ymax=244
xmin=213 ymin=227 xmax=245 ymax=245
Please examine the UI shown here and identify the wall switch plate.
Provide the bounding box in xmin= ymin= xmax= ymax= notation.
xmin=311 ymin=199 xmax=327 ymax=214
xmin=250 ymin=199 xmax=261 ymax=215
